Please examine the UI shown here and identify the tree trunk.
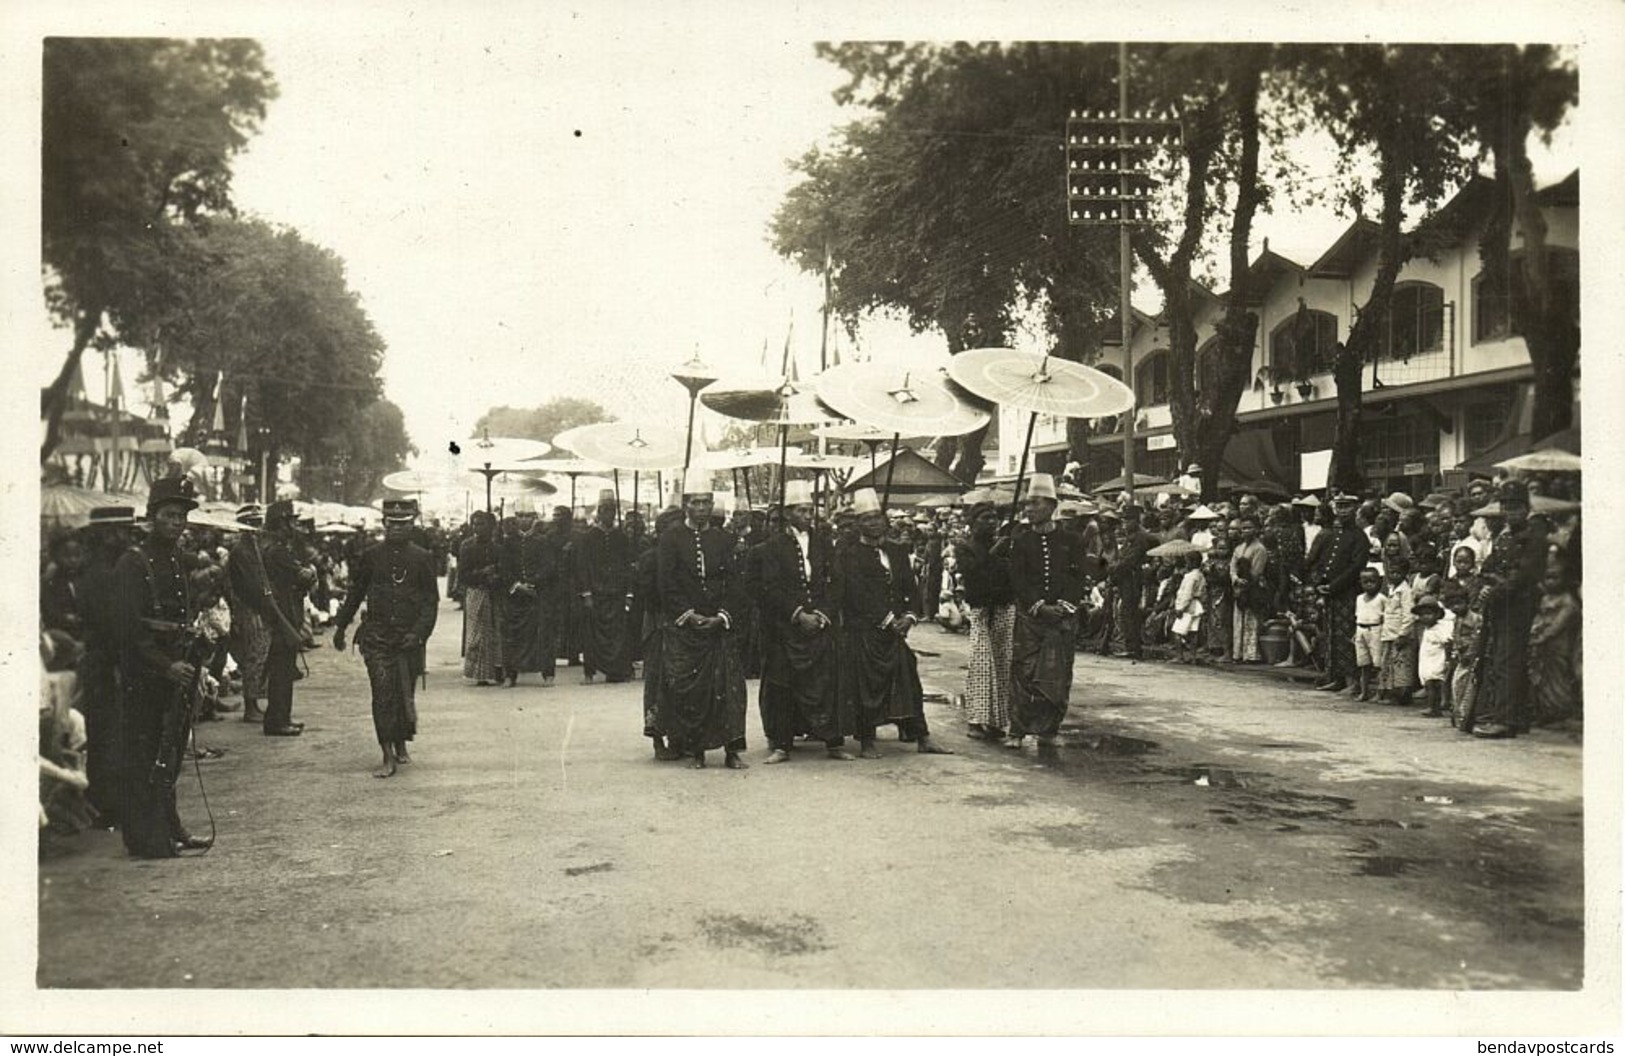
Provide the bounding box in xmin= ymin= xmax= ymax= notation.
xmin=1192 ymin=55 xmax=1265 ymax=503
xmin=39 ymin=308 xmax=102 ymax=464
xmin=1330 ymin=131 xmax=1408 ymax=493
xmin=1504 ymin=134 xmax=1578 ymax=440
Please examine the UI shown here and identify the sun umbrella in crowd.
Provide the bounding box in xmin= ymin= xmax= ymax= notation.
xmin=1495 ymin=449 xmax=1582 ymax=474
xmin=700 ymin=376 xmax=842 ymax=508
xmin=556 ymin=421 xmax=685 ymax=512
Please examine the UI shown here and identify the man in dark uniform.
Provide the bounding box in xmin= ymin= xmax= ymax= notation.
xmin=332 ymin=499 xmax=440 ymax=778
xmin=550 ymin=506 xmax=584 ymax=669
xmin=1110 ymin=502 xmax=1157 ymax=660
xmin=832 ymin=488 xmax=954 ymax=759
xmin=1468 ymin=479 xmax=1546 ymax=738
xmin=1007 ymin=474 xmax=1090 ymax=748
xmin=657 ymin=470 xmax=749 ymax=770
xmin=41 ymin=532 xmax=85 ymax=636
xmin=225 ymin=504 xmax=272 ymax=723
xmin=497 ymin=497 xmax=553 ymax=686
xmin=76 ymin=506 xmax=136 ymax=828
xmin=1313 ymin=493 xmax=1371 ymax=693
xmin=110 ymin=478 xmax=213 ymax=857
xmin=758 ymin=481 xmax=853 ymax=763
xmin=260 ymin=500 xmax=314 ymax=736
xmin=575 ymin=494 xmax=635 ymax=684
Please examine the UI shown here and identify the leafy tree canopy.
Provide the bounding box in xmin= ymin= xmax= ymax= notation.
xmin=475 ymin=398 xmax=612 ymax=446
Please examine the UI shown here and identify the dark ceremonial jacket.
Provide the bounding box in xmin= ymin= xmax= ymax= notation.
xmin=573 ymin=524 xmax=634 ymax=601
xmin=1009 ymin=524 xmax=1089 ymax=616
xmin=657 ymin=521 xmax=743 ymax=624
xmin=499 ymin=526 xmax=552 ymax=595
xmin=111 ymin=540 xmax=194 ymax=681
xmin=1313 ymin=524 xmax=1371 ymax=597
xmin=1109 ymin=523 xmax=1158 ymax=598
xmin=333 ymin=541 xmax=439 ymax=655
xmin=955 ymin=534 xmax=1015 ymax=611
xmin=832 ymin=537 xmax=916 ymax=629
xmin=758 ymin=526 xmax=838 ymax=686
xmin=457 ymin=534 xmax=502 ymax=591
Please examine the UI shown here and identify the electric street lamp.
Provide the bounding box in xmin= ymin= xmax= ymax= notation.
xmin=671 ymin=349 xmax=718 ymax=472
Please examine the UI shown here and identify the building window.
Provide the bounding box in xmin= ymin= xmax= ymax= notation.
xmin=1378 ymin=281 xmax=1445 ymax=361
xmin=1473 ymin=270 xmax=1511 ymax=344
xmin=1361 ymin=411 xmax=1438 ymax=480
xmin=1135 ymin=350 xmax=1170 ymax=406
xmin=1269 ymin=308 xmax=1338 ymax=378
xmin=1475 ymin=248 xmax=1580 ymax=345
xmin=1463 ymin=394 xmax=1514 ymax=457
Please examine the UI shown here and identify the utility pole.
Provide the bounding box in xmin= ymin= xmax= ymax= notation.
xmin=1065 ymin=43 xmax=1180 ymax=497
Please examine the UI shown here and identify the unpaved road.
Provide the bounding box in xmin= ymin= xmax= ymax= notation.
xmin=37 ymin=597 xmax=1584 ymax=993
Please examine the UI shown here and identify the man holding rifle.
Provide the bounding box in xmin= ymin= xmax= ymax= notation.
xmin=111 ymin=477 xmax=214 ymax=858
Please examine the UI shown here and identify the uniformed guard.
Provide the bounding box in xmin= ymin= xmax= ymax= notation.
xmin=77 ymin=505 xmax=137 ymax=829
xmin=1006 ymin=473 xmax=1090 ymax=748
xmin=332 ymin=498 xmax=440 ymax=778
xmin=110 ymin=477 xmax=214 ymax=857
xmin=260 ymin=499 xmax=315 ymax=736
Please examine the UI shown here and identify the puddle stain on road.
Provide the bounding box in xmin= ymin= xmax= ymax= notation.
xmin=996 ymin=717 xmax=1584 ymax=988
xmin=696 ymin=913 xmax=830 ymax=957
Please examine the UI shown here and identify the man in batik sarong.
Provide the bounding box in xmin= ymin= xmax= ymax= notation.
xmin=498 ymin=497 xmax=554 ymax=686
xmin=1006 ymin=474 xmax=1088 ymax=748
xmin=333 ymin=499 xmax=439 ymax=778
xmin=575 ymin=494 xmax=635 ymax=683
xmin=657 ymin=471 xmax=749 ymax=770
xmin=955 ymin=500 xmax=1015 ymax=741
xmin=458 ymin=510 xmax=504 ymax=685
xmin=832 ymin=488 xmax=954 ymax=759
xmin=758 ymin=480 xmax=854 ymax=763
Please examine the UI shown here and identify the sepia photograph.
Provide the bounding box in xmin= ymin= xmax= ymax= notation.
xmin=9 ymin=0 xmax=1620 ymax=1041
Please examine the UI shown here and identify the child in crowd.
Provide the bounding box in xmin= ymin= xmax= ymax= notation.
xmin=1353 ymin=566 xmax=1386 ymax=702
xmin=1171 ymin=552 xmax=1206 ymax=664
xmin=1377 ymin=556 xmax=1417 ymax=705
xmin=1413 ymin=593 xmax=1454 ymax=718
xmin=1445 ymin=582 xmax=1483 ymax=730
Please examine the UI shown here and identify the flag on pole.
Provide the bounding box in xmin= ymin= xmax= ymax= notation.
xmin=237 ymin=393 xmax=250 ymax=452
xmin=211 ymin=375 xmax=226 ymax=434
xmin=149 ymin=373 xmax=168 ymax=421
xmin=759 ymin=337 xmax=769 ymax=372
xmin=781 ymin=313 xmax=796 ymax=381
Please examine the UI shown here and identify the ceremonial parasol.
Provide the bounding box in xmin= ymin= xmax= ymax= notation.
xmin=1471 ymin=494 xmax=1581 ymax=517
xmin=1147 ymin=539 xmax=1206 ymax=559
xmin=1138 ymin=481 xmax=1199 ymax=498
xmin=700 ymin=376 xmax=842 ymax=508
xmin=40 ymin=484 xmax=140 ymax=528
xmin=1495 ymin=449 xmax=1583 ymax=474
xmin=948 ymin=348 xmax=1134 ymax=515
xmin=558 ymin=422 xmax=686 ymax=513
xmin=515 ymin=457 xmax=607 ymax=509
xmin=463 ymin=433 xmax=552 ymax=513
xmin=1090 ymin=472 xmax=1169 ymax=495
xmin=382 ymin=468 xmax=461 ymax=493
xmin=670 ymin=350 xmax=720 ymax=471
xmin=699 ymin=445 xmax=781 ymax=509
xmin=815 ymin=361 xmax=990 ymax=508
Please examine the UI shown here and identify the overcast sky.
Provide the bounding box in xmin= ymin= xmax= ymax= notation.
xmin=21 ymin=7 xmax=1589 ymax=469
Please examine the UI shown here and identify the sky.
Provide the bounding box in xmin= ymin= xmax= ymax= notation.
xmin=20 ymin=6 xmax=1590 ymax=472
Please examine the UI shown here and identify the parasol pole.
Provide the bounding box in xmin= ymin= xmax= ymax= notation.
xmin=614 ymin=468 xmax=621 ymax=512
xmin=570 ymin=473 xmax=578 ymax=510
xmin=633 ymin=471 xmax=640 ymax=519
xmin=778 ymin=425 xmax=790 ymax=510
xmin=882 ymin=432 xmax=902 ymax=509
xmin=1010 ymin=412 xmax=1039 ymax=520
xmin=483 ymin=465 xmax=493 ymax=514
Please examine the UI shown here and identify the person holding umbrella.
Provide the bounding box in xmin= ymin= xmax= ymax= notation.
xmin=1006 ymin=475 xmax=1090 ymax=748
xmin=832 ymin=488 xmax=954 ymax=758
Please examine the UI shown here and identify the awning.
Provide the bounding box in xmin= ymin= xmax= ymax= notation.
xmin=844 ymin=447 xmax=971 ymax=496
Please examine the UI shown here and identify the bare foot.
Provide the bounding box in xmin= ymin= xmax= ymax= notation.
xmin=374 ymin=746 xmax=397 ymax=778
xmin=826 ymin=749 xmax=856 ymax=761
xmin=690 ymin=753 xmax=707 ymax=769
xmin=859 ymin=744 xmax=883 ymax=760
xmin=724 ymin=753 xmax=749 ymax=770
xmin=395 ymin=748 xmax=412 ymax=765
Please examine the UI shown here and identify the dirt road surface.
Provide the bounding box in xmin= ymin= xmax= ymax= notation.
xmin=34 ymin=596 xmax=1591 ymax=1024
